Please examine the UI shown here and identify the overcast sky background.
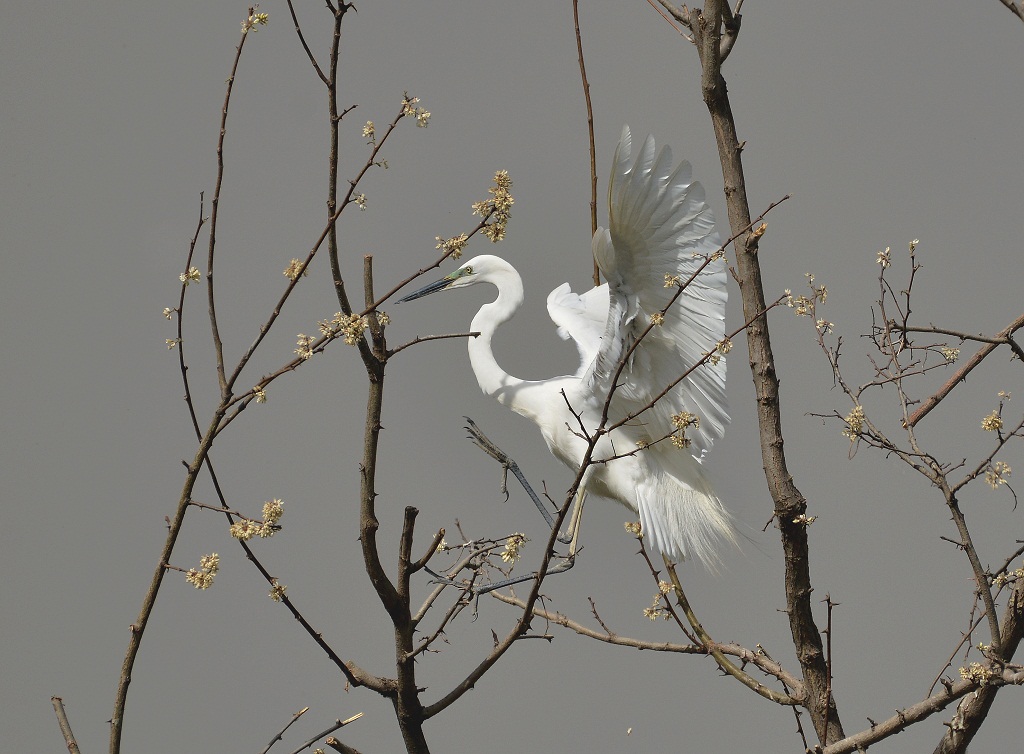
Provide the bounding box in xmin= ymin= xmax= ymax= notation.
xmin=4 ymin=1 xmax=1024 ymax=752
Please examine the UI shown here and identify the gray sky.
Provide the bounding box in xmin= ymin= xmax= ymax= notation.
xmin=4 ymin=1 xmax=1023 ymax=752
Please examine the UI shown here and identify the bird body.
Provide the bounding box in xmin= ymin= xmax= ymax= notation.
xmin=399 ymin=127 xmax=734 ymax=566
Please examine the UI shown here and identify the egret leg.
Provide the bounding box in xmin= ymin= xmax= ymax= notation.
xmin=564 ymin=489 xmax=587 ymax=556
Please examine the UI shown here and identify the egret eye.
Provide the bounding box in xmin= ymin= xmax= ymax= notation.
xmin=463 ymin=266 xmax=473 ymax=275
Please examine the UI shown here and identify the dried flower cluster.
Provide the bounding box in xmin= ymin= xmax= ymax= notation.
xmin=624 ymin=521 xmax=643 ymax=538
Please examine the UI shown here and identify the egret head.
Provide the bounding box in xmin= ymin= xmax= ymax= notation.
xmin=396 ymin=255 xmax=511 ymax=303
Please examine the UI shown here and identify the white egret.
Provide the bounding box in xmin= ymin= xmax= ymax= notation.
xmin=398 ymin=126 xmax=734 ymax=566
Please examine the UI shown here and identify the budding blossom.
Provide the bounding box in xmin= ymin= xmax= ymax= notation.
xmin=876 ymin=247 xmax=891 ymax=269
xmin=353 ymin=193 xmax=367 ymax=211
xmin=362 ymin=120 xmax=375 ymax=142
xmin=253 ymin=386 xmax=267 ymax=404
xmin=180 ymin=267 xmax=201 ymax=285
xmin=163 ymin=307 xmax=175 ymax=320
xmin=624 ymin=521 xmax=643 ymax=538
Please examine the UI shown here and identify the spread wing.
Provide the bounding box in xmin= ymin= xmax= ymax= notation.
xmin=546 ymin=282 xmax=610 ymax=380
xmin=591 ymin=126 xmax=729 ymax=460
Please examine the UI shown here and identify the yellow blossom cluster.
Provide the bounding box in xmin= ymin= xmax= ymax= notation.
xmin=401 ymin=95 xmax=431 ymax=127
xmin=294 ymin=333 xmax=314 ymax=360
xmin=986 ymin=461 xmax=1011 ymax=490
xmin=242 ymin=9 xmax=269 ymax=34
xmin=993 ymin=567 xmax=1024 ymax=587
xmin=500 ymin=533 xmax=527 ymax=564
xmin=269 ymin=579 xmax=287 ymax=602
xmin=981 ymin=410 xmax=1004 ymax=432
xmin=842 ymin=405 xmax=865 ymax=440
xmin=940 ymin=346 xmax=960 ymax=363
xmin=643 ymin=581 xmax=674 ymax=621
xmin=316 ymin=312 xmax=370 ymax=346
xmin=709 ymin=337 xmax=732 ymax=366
xmin=230 ymin=499 xmax=285 ymax=541
xmin=650 ymin=312 xmax=665 ymax=326
xmin=283 ymin=258 xmax=307 ymax=281
xmin=180 ymin=267 xmax=201 ymax=285
xmin=959 ymin=662 xmax=997 ymax=686
xmin=624 ymin=521 xmax=643 ymax=538
xmin=436 ymin=234 xmax=469 ymax=260
xmin=474 ymin=171 xmax=514 ymax=243
xmin=362 ymin=121 xmax=375 ymax=143
xmin=670 ymin=411 xmax=700 ymax=449
xmin=253 ymin=386 xmax=267 ymax=404
xmin=876 ymin=246 xmax=891 ymax=269
xmin=185 ymin=553 xmax=220 ymax=590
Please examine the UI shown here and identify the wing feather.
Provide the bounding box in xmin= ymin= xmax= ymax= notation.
xmin=546 ymin=282 xmax=610 ymax=380
xmin=593 ymin=126 xmax=729 ymax=460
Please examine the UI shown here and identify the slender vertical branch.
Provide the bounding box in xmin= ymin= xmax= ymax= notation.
xmin=110 ymin=411 xmax=223 ymax=754
xmin=206 ymin=29 xmax=251 ymax=396
xmin=572 ymin=0 xmax=600 ymax=285
xmin=687 ymin=1 xmax=843 ymax=744
xmin=51 ymin=697 xmax=81 ymax=754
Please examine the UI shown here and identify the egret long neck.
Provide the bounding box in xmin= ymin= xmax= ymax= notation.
xmin=468 ymin=277 xmax=525 ymax=405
